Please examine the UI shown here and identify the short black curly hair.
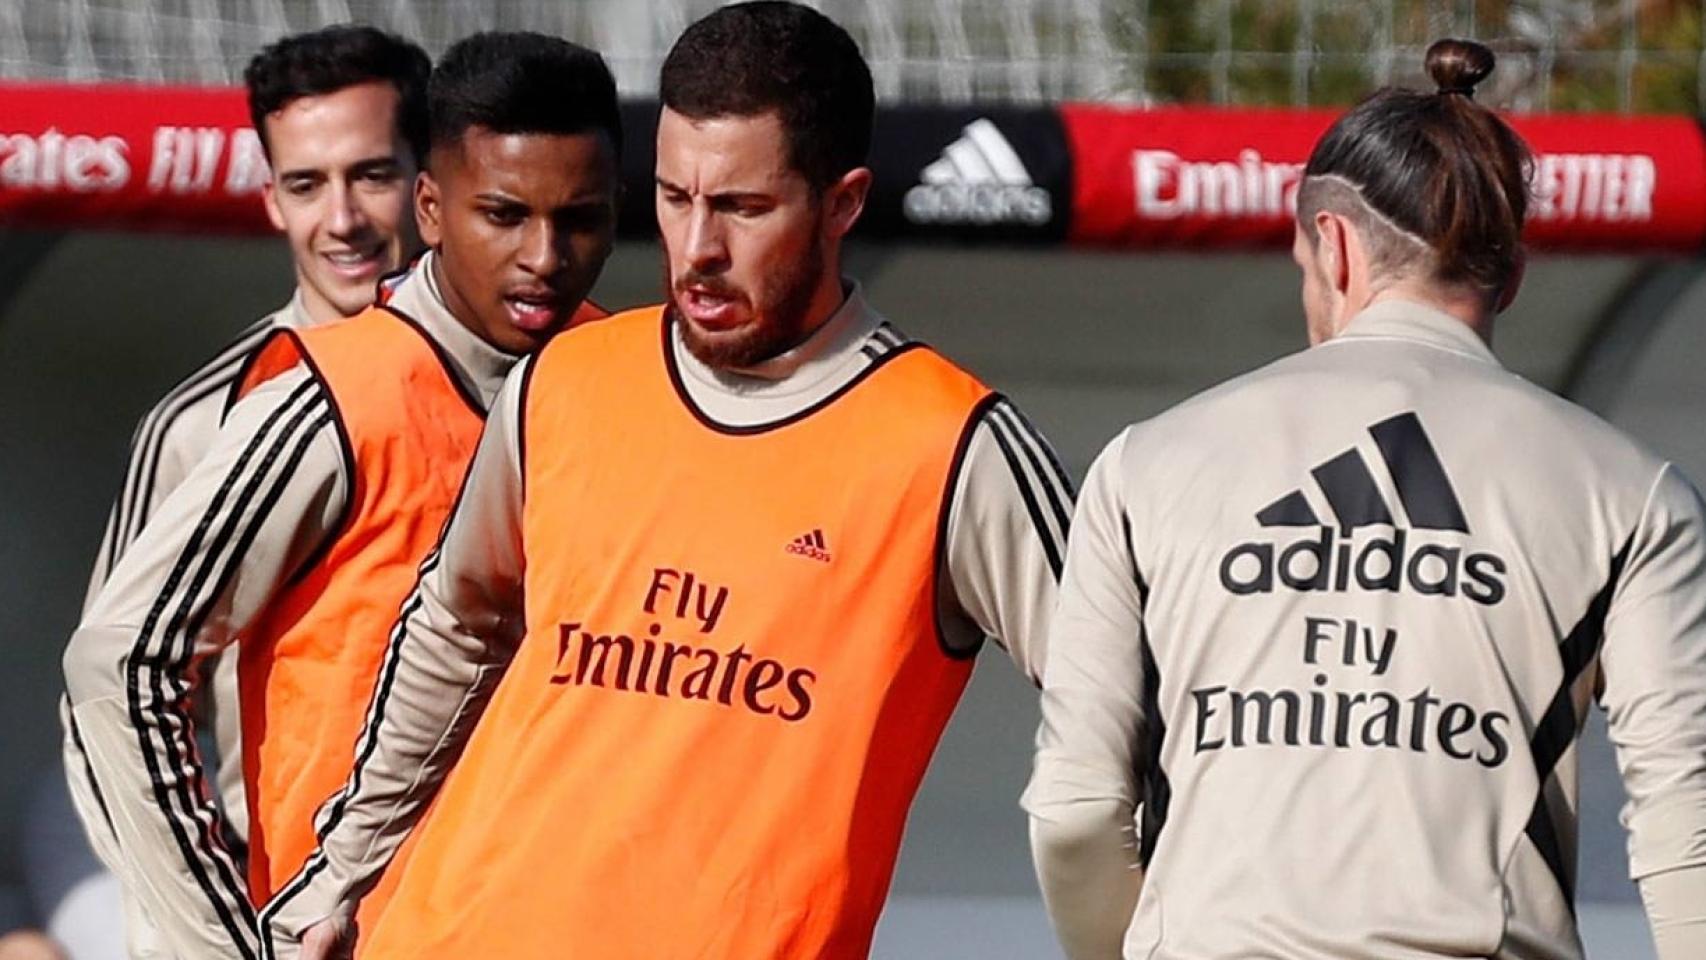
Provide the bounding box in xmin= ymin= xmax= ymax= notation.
xmin=244 ymin=24 xmax=430 ymax=164
xmin=660 ymin=1 xmax=873 ymax=188
xmin=428 ymin=31 xmax=622 ymax=161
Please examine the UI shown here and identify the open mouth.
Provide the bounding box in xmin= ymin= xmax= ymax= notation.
xmin=320 ymin=246 xmax=386 ymax=281
xmin=679 ymin=286 xmax=744 ymax=329
xmin=503 ymin=292 xmax=562 ymax=332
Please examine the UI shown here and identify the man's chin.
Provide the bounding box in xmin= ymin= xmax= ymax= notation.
xmin=319 ymin=284 xmax=374 ymax=320
xmin=679 ymin=316 xmax=767 ymax=369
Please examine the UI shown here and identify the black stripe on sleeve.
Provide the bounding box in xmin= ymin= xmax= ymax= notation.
xmin=267 ymin=334 xmax=357 ymax=589
xmin=65 ymin=707 xmax=117 ymax=835
xmin=1137 ymin=628 xmax=1170 ymax=868
xmin=982 ymin=400 xmax=1071 ymax=576
xmin=262 ymin=434 xmax=498 ymax=955
xmin=984 ymin=405 xmax=1064 ymax=579
xmin=106 ymin=321 xmax=277 ymax=581
xmin=260 ymin=583 xmax=432 ymax=958
xmin=125 ymin=379 xmax=327 ymax=958
xmin=110 ymin=346 xmax=260 ymax=576
xmin=991 ymin=399 xmax=1076 ymax=497
xmin=1124 ymin=513 xmax=1169 ymax=866
xmin=989 ymin=400 xmax=1075 ymax=533
xmin=1522 ymin=534 xmax=1634 ymax=909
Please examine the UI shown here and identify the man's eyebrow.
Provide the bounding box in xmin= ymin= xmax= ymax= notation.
xmin=474 ymin=192 xmax=526 ymax=205
xmin=654 ymin=177 xmax=771 ymax=202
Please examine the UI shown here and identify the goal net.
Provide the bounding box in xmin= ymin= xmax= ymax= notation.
xmin=4 ymin=0 xmax=1705 ymax=112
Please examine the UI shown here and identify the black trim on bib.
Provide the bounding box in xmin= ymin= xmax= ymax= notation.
xmin=379 ymin=304 xmax=489 ymax=420
xmin=660 ymin=308 xmax=923 ymax=437
xmin=932 ymin=392 xmax=1002 ymax=661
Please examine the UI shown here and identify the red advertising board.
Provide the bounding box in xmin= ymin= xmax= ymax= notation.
xmin=1060 ymin=103 xmax=1706 ymax=251
xmin=0 ymin=83 xmax=268 ymax=233
xmin=5 ymin=83 xmax=1704 ymax=251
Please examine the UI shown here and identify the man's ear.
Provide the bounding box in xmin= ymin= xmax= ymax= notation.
xmin=415 ymin=169 xmax=442 ymax=248
xmin=1315 ymin=210 xmax=1352 ymax=296
xmin=822 ymin=166 xmax=873 ymax=240
xmin=262 ymin=178 xmax=286 ymax=232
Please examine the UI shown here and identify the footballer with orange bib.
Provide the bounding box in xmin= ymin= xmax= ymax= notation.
xmin=60 ymin=26 xmax=432 ymax=960
xmin=264 ymin=5 xmax=1071 ymax=959
xmin=63 ymin=34 xmax=622 ymax=960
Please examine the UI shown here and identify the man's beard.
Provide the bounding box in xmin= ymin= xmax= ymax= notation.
xmin=669 ymin=235 xmax=825 ymax=370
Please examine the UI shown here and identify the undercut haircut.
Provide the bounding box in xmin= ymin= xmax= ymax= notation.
xmin=428 ymin=31 xmax=623 ymax=162
xmin=1298 ymin=38 xmax=1532 ymax=301
xmin=659 ymin=1 xmax=874 ymax=189
xmin=244 ymin=24 xmax=431 ymax=164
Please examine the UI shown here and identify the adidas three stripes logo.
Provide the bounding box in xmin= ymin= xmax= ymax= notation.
xmin=1257 ymin=412 xmax=1471 ymax=534
xmin=785 ymin=529 xmax=832 ymax=563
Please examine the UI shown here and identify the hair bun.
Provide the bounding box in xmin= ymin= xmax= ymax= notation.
xmin=1426 ymin=38 xmax=1494 ymax=97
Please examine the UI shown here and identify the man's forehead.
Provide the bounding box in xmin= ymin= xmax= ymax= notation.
xmin=436 ymin=127 xmax=615 ymax=197
xmin=264 ymin=81 xmax=406 ymax=169
xmin=655 ymin=108 xmax=796 ymax=192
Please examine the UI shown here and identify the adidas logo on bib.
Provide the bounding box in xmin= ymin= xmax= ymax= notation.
xmin=786 ymin=529 xmax=832 ymax=563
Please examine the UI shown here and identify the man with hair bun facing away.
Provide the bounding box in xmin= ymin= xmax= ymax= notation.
xmin=1027 ymin=38 xmax=1706 ymax=960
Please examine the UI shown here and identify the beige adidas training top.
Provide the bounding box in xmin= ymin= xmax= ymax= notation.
xmin=62 ymin=256 xmax=516 ymax=960
xmin=62 ymin=293 xmax=310 ymax=960
xmin=1027 ymin=299 xmax=1706 ymax=960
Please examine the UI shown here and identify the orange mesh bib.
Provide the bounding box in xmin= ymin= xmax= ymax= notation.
xmin=234 ymin=306 xmax=486 ymax=921
xmin=359 ymin=306 xmax=994 ymax=959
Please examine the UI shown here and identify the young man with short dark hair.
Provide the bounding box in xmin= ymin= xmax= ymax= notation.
xmin=63 ymin=31 xmax=622 ymax=960
xmin=263 ymin=5 xmax=1070 ymax=959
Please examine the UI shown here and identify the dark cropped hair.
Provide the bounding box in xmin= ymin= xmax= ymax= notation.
xmin=429 ymin=31 xmax=622 ymax=161
xmin=1299 ymin=38 xmax=1532 ymax=298
xmin=660 ymin=1 xmax=874 ymax=189
xmin=244 ymin=25 xmax=431 ymax=164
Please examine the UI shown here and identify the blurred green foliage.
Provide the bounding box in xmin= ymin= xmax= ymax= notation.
xmin=1119 ymin=0 xmax=1703 ymax=113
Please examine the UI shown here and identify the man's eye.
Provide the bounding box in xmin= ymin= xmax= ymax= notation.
xmin=284 ymin=180 xmax=317 ymax=197
xmin=484 ymin=208 xmax=524 ymax=227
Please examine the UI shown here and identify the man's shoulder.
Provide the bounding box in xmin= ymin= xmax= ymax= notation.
xmin=537 ymin=303 xmax=666 ymax=361
xmin=134 ymin=307 xmax=295 ymax=442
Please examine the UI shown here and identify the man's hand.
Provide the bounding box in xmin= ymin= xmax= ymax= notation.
xmin=297 ymin=918 xmax=353 ymax=960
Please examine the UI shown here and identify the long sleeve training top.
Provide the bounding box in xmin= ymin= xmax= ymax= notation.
xmin=1026 ymin=299 xmax=1706 ymax=960
xmin=63 ymin=254 xmax=515 ymax=960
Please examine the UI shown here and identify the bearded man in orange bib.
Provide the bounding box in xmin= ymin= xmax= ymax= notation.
xmin=262 ymin=4 xmax=1073 ymax=959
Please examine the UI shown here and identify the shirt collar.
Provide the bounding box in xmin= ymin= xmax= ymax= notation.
xmin=383 ymin=250 xmax=519 ymax=411
xmin=1328 ymin=298 xmax=1499 ymax=366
